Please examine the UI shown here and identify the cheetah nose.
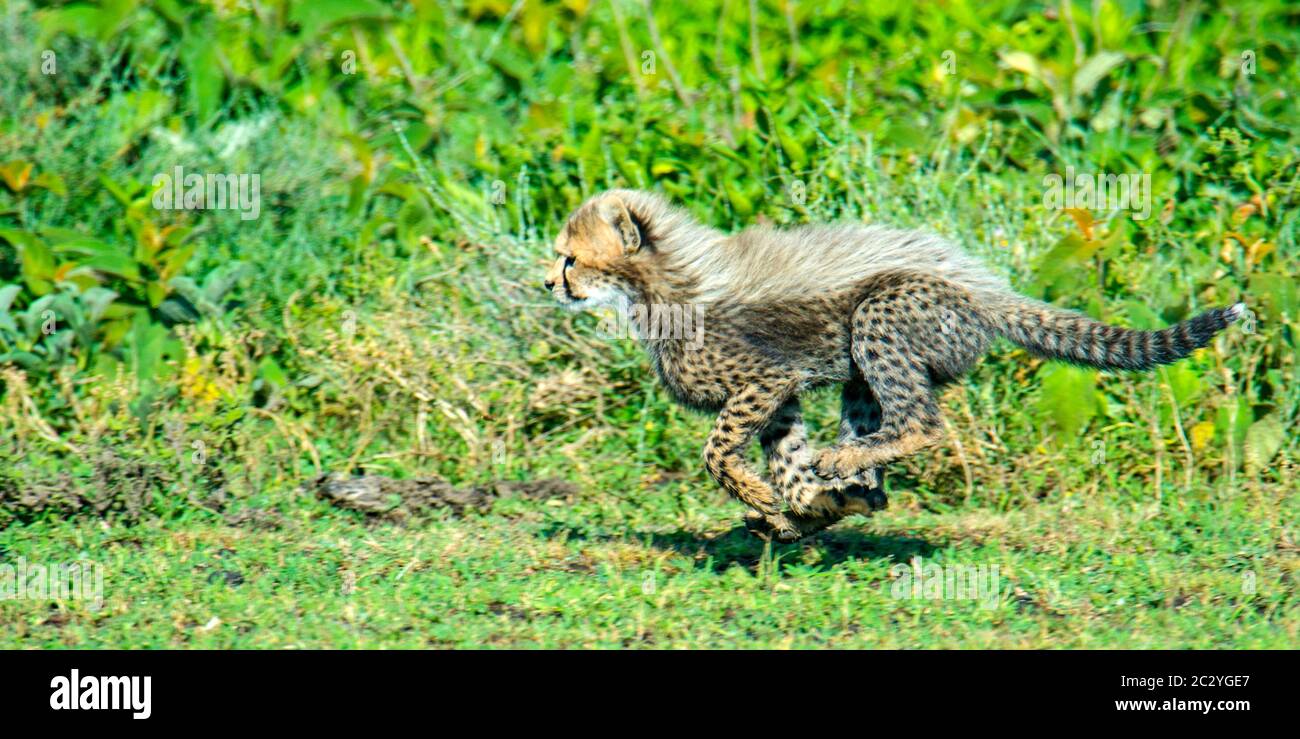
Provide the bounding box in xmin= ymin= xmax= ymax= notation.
xmin=544 ymin=279 xmax=555 ymax=290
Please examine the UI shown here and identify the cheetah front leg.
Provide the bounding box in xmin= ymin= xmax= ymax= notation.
xmin=832 ymin=379 xmax=889 ymax=511
xmin=703 ymin=383 xmax=808 ymax=542
xmin=757 ymin=398 xmax=839 ymax=537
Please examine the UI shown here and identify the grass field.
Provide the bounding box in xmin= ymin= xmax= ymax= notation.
xmin=1 ymin=0 xmax=1297 ymax=648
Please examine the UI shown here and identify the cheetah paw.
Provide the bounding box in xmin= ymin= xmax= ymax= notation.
xmin=743 ymin=511 xmax=804 ymax=543
xmin=814 ymin=447 xmax=874 ymax=480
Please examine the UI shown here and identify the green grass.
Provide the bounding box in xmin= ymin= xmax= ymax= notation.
xmin=4 ymin=479 xmax=1292 ymax=648
xmin=1 ymin=0 xmax=1297 ymax=648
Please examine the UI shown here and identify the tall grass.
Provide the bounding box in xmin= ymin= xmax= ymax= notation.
xmin=0 ymin=0 xmax=1295 ymax=526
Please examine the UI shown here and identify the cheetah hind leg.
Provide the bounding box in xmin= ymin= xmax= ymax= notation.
xmin=815 ymin=280 xmax=953 ymax=480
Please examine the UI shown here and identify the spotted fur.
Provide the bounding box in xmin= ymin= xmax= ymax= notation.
xmin=544 ymin=190 xmax=1245 ymax=541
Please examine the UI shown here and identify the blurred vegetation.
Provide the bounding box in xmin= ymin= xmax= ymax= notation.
xmin=0 ymin=0 xmax=1295 ymax=647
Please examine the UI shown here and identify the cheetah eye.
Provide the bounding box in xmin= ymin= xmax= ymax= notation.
xmin=563 ymin=256 xmax=575 ymax=269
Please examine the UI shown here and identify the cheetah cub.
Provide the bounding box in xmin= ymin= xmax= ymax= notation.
xmin=543 ymin=189 xmax=1245 ymax=542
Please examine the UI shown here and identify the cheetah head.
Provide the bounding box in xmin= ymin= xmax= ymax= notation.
xmin=544 ymin=192 xmax=646 ymax=311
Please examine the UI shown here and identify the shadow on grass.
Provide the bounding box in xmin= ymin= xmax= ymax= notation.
xmin=535 ymin=519 xmax=940 ymax=574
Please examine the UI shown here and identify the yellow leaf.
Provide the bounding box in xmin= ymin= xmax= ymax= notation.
xmin=1222 ymin=231 xmax=1252 ymax=247
xmin=650 ymin=161 xmax=678 ymax=176
xmin=1001 ymin=51 xmax=1043 ymax=79
xmin=1190 ymin=421 xmax=1215 ymax=452
xmin=52 ymin=261 xmax=79 ymax=281
xmin=0 ymin=161 xmax=33 ymax=192
xmin=1247 ymin=240 xmax=1274 ymax=267
xmin=1064 ymin=208 xmax=1095 ymax=240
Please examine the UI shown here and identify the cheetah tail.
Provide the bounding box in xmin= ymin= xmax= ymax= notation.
xmin=987 ymin=298 xmax=1246 ymax=371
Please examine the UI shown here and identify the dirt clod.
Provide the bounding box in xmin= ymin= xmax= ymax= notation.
xmin=309 ymin=474 xmax=576 ymax=518
xmin=0 ymin=451 xmax=166 ymax=523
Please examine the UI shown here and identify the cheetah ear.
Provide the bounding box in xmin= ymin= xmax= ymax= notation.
xmin=599 ymin=197 xmax=643 ymax=254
